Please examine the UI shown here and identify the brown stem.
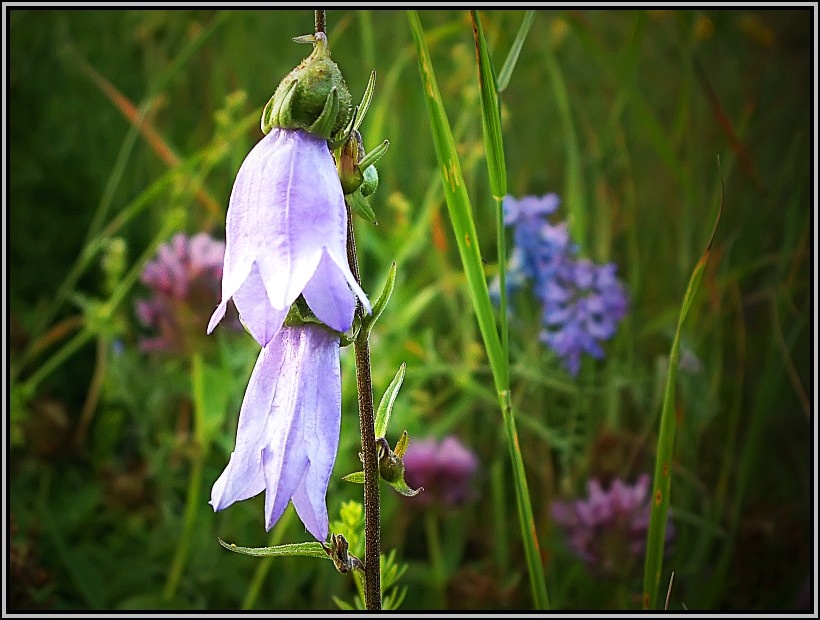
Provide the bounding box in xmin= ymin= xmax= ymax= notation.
xmin=315 ymin=10 xmax=326 ymax=35
xmin=345 ymin=205 xmax=381 ymax=610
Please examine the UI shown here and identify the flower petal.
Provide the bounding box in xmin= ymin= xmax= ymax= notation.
xmin=210 ymin=342 xmax=280 ymax=510
xmin=301 ymin=251 xmax=357 ymax=333
xmin=326 ymin=248 xmax=372 ymax=315
xmin=289 ymin=326 xmax=341 ymax=540
xmin=251 ymin=129 xmax=350 ymax=310
xmin=233 ymin=262 xmax=288 ymax=346
xmin=263 ymin=443 xmax=308 ymax=532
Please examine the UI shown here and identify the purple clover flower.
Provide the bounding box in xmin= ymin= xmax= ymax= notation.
xmin=210 ymin=324 xmax=341 ymax=540
xmin=403 ymin=436 xmax=479 ymax=508
xmin=207 ymin=127 xmax=371 ymax=346
xmin=498 ymin=194 xmax=628 ymax=375
xmin=135 ymin=232 xmax=234 ymax=353
xmin=550 ymin=474 xmax=675 ymax=577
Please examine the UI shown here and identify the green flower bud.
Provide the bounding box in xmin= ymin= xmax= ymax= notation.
xmin=378 ymin=447 xmax=404 ymax=484
xmin=360 ymin=162 xmax=379 ymax=198
xmin=261 ymin=32 xmax=352 ymax=140
xmin=337 ymin=131 xmax=365 ymax=195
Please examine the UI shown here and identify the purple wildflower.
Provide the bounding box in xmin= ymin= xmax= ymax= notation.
xmin=207 ymin=127 xmax=370 ymax=346
xmin=540 ymin=259 xmax=629 ymax=376
xmin=550 ymin=474 xmax=675 ymax=577
xmin=502 ymin=194 xmax=573 ymax=294
xmin=403 ymin=436 xmax=479 ymax=508
xmin=497 ymin=193 xmax=628 ymax=375
xmin=135 ymin=232 xmax=235 ymax=353
xmin=210 ymin=324 xmax=341 ymax=540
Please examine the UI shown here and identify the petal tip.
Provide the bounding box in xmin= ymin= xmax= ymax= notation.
xmin=207 ymin=302 xmax=227 ymax=334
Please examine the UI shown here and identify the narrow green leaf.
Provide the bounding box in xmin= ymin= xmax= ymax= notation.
xmin=218 ymin=538 xmax=330 ymax=560
xmin=471 ymin=9 xmax=510 ymax=362
xmin=497 ymin=10 xmax=536 ymax=92
xmin=406 ymin=11 xmax=505 ymax=390
xmin=362 ymin=261 xmax=397 ymax=339
xmin=542 ymin=42 xmax=586 ymax=249
xmin=470 ymin=10 xmax=506 ymax=200
xmin=342 ymin=471 xmax=365 ymax=484
xmin=354 ymin=70 xmax=377 ymax=132
xmin=642 ymin=188 xmax=723 ymax=609
xmin=386 ymin=476 xmax=422 ymax=498
xmin=394 ymin=430 xmax=409 ymax=457
xmin=349 ymin=189 xmax=378 ymax=225
xmin=374 ymin=362 xmax=406 ymax=438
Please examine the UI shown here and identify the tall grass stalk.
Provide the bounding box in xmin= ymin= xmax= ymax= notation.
xmin=408 ymin=10 xmax=549 ymax=609
xmin=642 ymin=187 xmax=722 ymax=609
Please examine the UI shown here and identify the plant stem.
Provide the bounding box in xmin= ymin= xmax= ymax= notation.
xmin=315 ymin=10 xmax=326 ymax=35
xmin=345 ymin=205 xmax=381 ymax=610
xmin=424 ymin=512 xmax=446 ymax=608
xmin=163 ymin=442 xmax=204 ymax=601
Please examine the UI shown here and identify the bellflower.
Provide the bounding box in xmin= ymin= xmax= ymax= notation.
xmin=210 ymin=324 xmax=341 ymax=540
xmin=550 ymin=474 xmax=675 ymax=578
xmin=207 ymin=127 xmax=371 ymax=346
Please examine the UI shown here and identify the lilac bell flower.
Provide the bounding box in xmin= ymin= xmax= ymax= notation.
xmin=210 ymin=324 xmax=341 ymax=540
xmin=207 ymin=127 xmax=371 ymax=346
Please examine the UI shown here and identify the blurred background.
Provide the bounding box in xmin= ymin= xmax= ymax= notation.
xmin=8 ymin=9 xmax=814 ymax=611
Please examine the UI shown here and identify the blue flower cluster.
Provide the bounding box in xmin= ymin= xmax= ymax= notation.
xmin=498 ymin=194 xmax=628 ymax=376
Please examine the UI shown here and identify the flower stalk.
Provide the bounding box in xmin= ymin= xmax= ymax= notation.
xmin=312 ymin=9 xmax=381 ymax=609
xmin=345 ymin=203 xmax=382 ymax=610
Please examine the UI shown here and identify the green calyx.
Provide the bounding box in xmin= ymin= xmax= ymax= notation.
xmin=261 ymin=32 xmax=352 ymax=140
xmin=283 ymin=296 xmax=344 ymax=337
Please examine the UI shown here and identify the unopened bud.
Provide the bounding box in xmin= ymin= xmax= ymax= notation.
xmin=261 ymin=32 xmax=352 ymax=140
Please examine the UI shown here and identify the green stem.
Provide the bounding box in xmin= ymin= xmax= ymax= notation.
xmin=500 ymin=401 xmax=548 ymax=608
xmin=20 ymin=328 xmax=93 ymax=399
xmin=424 ymin=512 xmax=446 ymax=608
xmin=163 ymin=445 xmax=204 ymax=601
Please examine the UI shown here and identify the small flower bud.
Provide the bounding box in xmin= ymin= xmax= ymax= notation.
xmin=376 ymin=436 xmax=404 ymax=484
xmin=261 ymin=32 xmax=352 ymax=140
xmin=337 ymin=131 xmax=365 ymax=195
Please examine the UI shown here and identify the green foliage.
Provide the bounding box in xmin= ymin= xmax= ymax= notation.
xmin=8 ymin=9 xmax=811 ymax=612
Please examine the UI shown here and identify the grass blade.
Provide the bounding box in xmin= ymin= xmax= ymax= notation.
xmin=642 ymin=182 xmax=723 ymax=609
xmin=542 ymin=40 xmax=586 ymax=249
xmin=408 ymin=11 xmax=549 ymax=610
xmin=497 ymin=10 xmax=536 ymax=92
xmin=470 ymin=10 xmax=509 ymax=361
